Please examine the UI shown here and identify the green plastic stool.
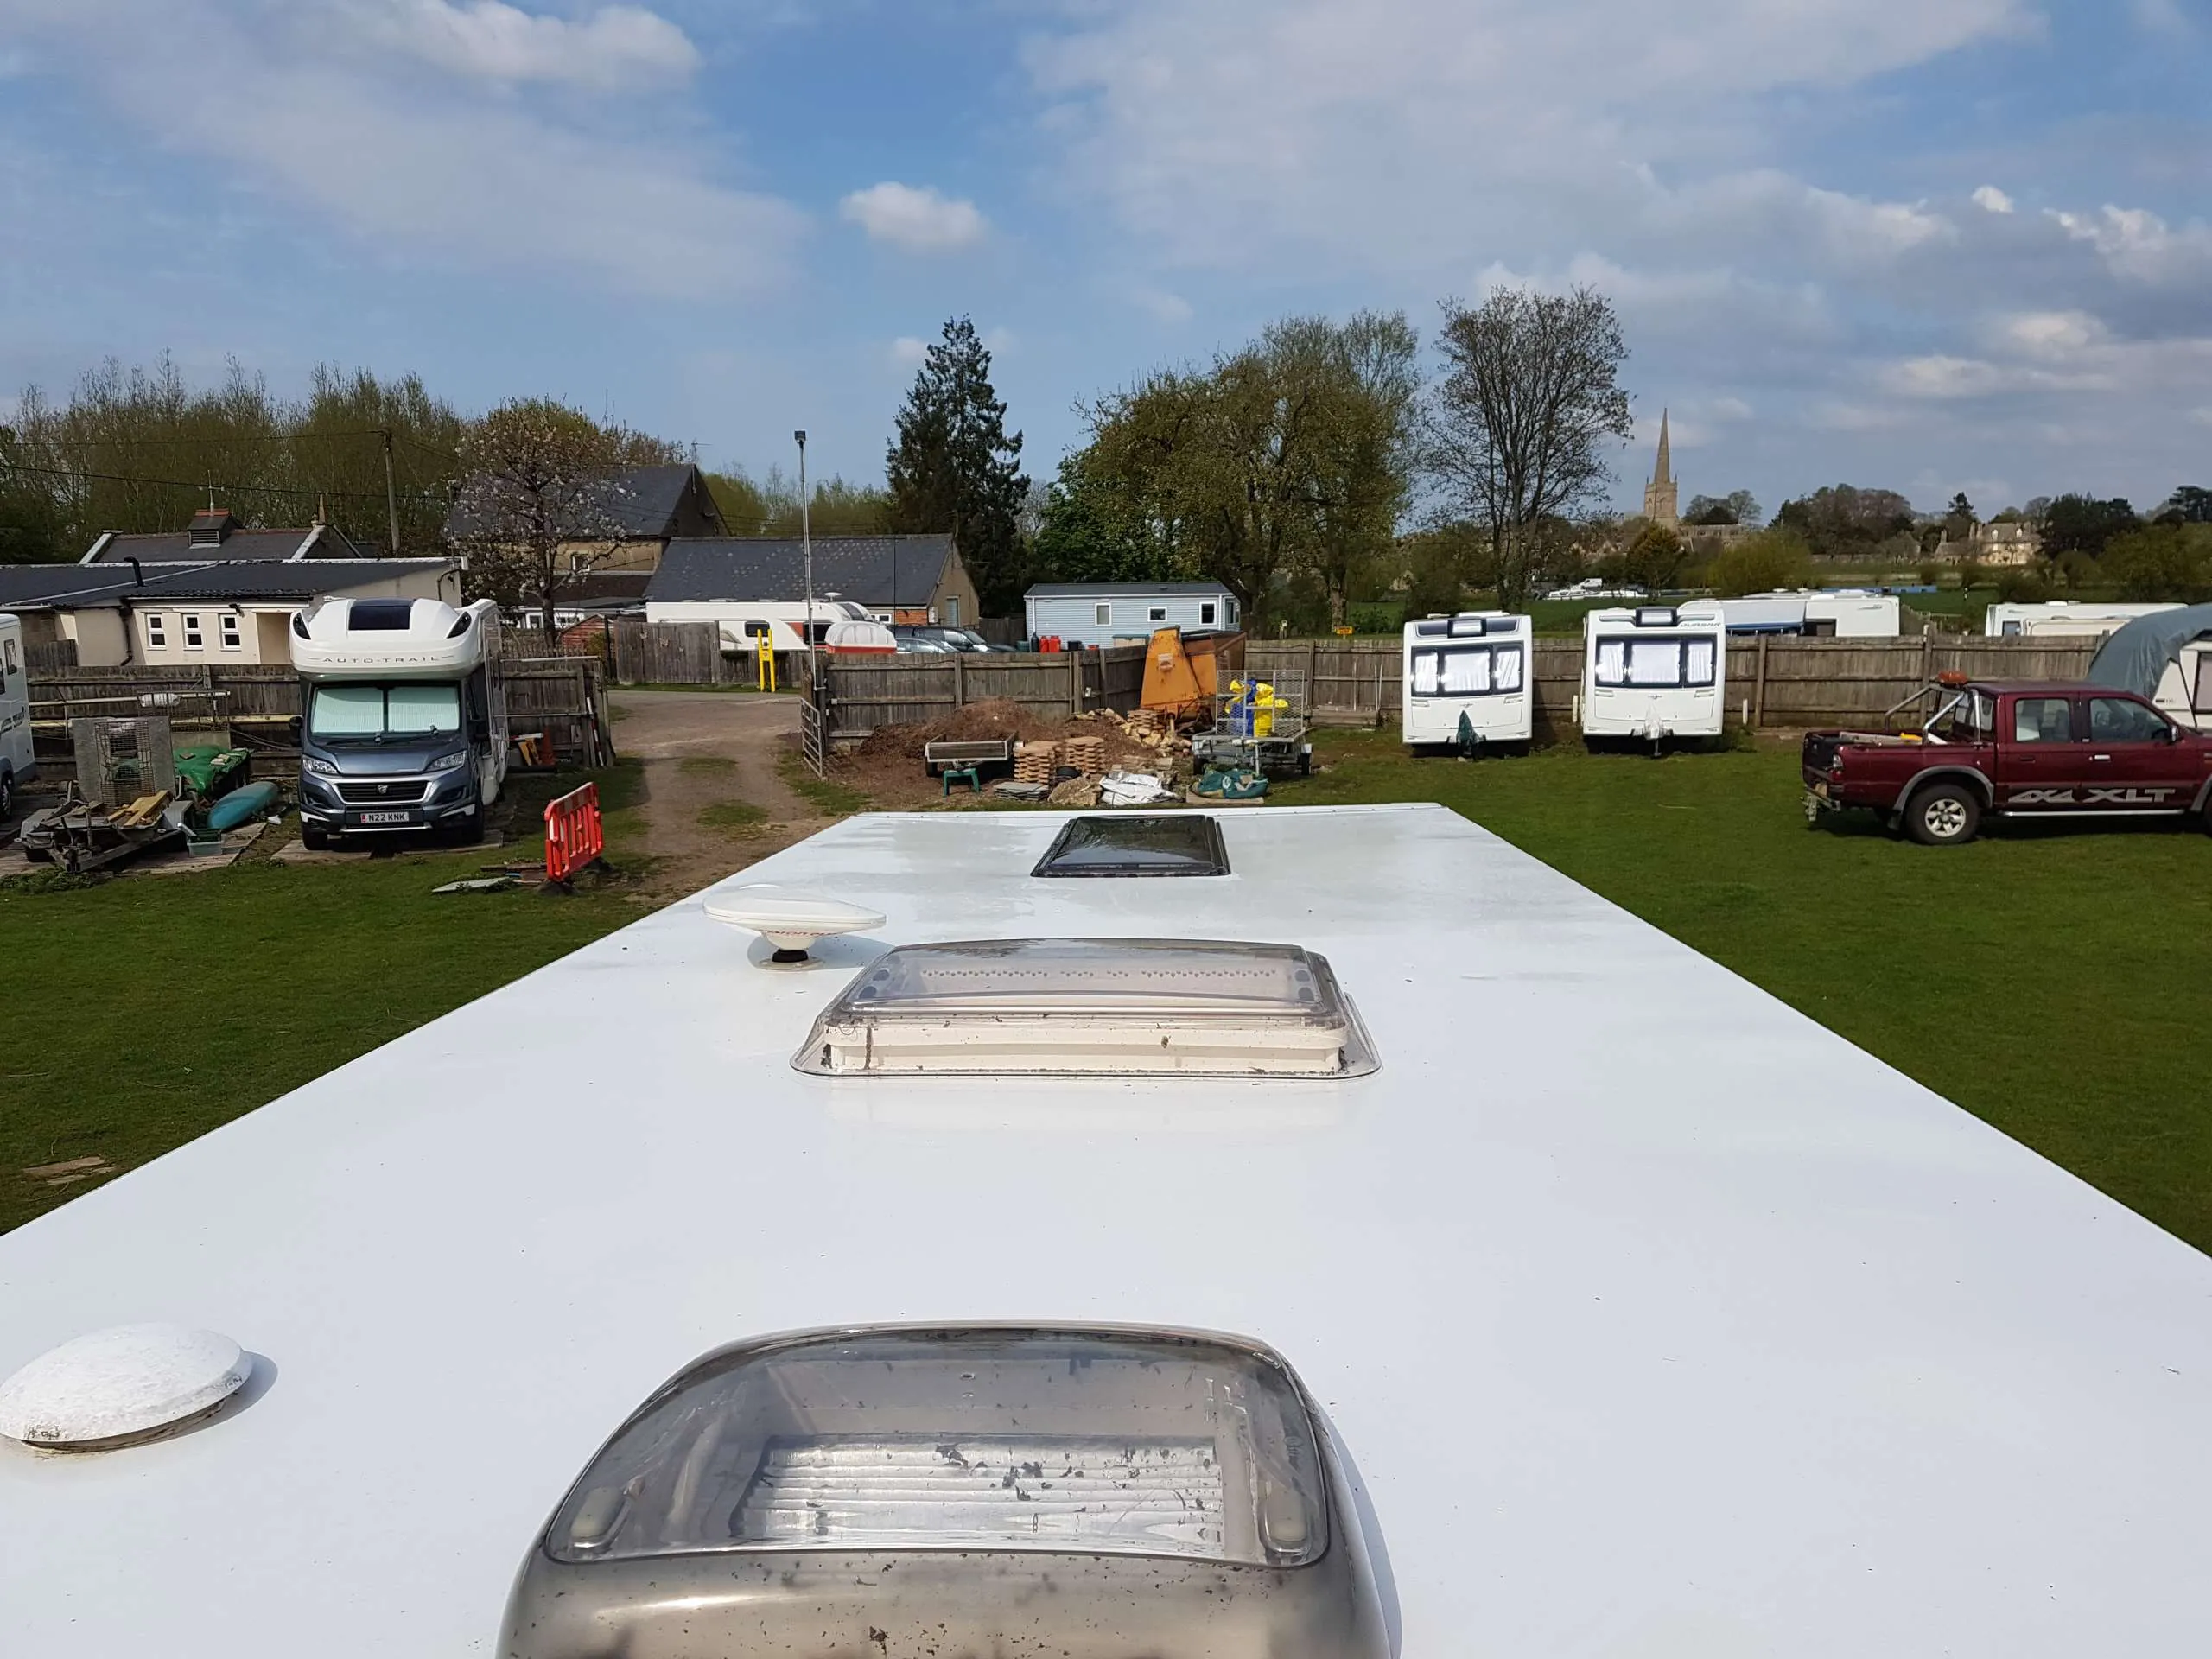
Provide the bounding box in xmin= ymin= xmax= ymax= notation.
xmin=942 ymin=766 xmax=982 ymax=796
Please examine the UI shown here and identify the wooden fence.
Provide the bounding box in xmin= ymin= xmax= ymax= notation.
xmin=1248 ymin=636 xmax=2101 ymax=734
xmin=821 ymin=646 xmax=1147 ymax=737
xmin=29 ymin=658 xmax=615 ymax=766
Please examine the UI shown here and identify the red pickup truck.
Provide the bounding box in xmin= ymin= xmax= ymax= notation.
xmin=1803 ymin=679 xmax=2212 ymax=845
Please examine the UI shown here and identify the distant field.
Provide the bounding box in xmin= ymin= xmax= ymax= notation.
xmin=1274 ymin=733 xmax=2212 ymax=1255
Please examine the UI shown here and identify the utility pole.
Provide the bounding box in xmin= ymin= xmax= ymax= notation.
xmin=379 ymin=429 xmax=400 ymax=554
xmin=796 ymin=429 xmax=814 ymax=683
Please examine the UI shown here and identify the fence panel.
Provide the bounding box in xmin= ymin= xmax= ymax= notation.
xmin=818 ymin=646 xmax=1147 ymax=739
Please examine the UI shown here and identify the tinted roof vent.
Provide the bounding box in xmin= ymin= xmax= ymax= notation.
xmin=795 ymin=938 xmax=1377 ymax=1077
xmin=1033 ymin=815 xmax=1228 ymax=878
xmin=346 ymin=599 xmax=416 ymax=632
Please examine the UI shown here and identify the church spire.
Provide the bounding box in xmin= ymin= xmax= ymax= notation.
xmin=1642 ymin=408 xmax=1680 ymax=529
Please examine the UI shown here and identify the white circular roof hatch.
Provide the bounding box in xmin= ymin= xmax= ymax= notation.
xmin=705 ymin=885 xmax=886 ymax=963
xmin=0 ymin=1324 xmax=251 ymax=1450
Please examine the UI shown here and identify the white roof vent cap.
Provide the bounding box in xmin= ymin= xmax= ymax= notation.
xmin=0 ymin=1324 xmax=251 ymax=1451
xmin=705 ymin=884 xmax=887 ymax=964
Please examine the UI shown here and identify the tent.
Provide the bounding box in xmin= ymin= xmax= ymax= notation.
xmin=2087 ymin=602 xmax=2212 ymax=729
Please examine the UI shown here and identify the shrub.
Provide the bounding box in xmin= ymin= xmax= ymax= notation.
xmin=1706 ymin=528 xmax=1810 ymax=596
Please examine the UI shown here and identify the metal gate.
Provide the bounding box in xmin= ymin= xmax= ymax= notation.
xmin=800 ymin=671 xmax=829 ymax=779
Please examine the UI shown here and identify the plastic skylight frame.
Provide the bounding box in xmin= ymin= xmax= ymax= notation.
xmin=792 ymin=938 xmax=1379 ymax=1078
xmin=1031 ymin=815 xmax=1230 ymax=878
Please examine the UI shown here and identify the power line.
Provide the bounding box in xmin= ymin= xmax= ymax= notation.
xmin=3 ymin=460 xmax=449 ymax=508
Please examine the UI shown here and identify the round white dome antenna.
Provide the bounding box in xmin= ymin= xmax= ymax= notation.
xmin=705 ymin=886 xmax=886 ymax=965
xmin=0 ymin=1324 xmax=251 ymax=1451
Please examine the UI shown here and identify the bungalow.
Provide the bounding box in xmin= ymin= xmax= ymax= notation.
xmin=644 ymin=535 xmax=980 ymax=643
xmin=0 ymin=557 xmax=463 ymax=667
xmin=1024 ymin=581 xmax=1239 ymax=648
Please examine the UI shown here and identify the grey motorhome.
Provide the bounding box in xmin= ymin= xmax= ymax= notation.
xmin=291 ymin=597 xmax=507 ymax=848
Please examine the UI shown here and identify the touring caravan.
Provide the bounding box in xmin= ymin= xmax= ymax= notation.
xmin=290 ymin=596 xmax=507 ymax=849
xmin=1581 ymin=601 xmax=1727 ymax=744
xmin=5 ymin=806 xmax=2212 ymax=1658
xmin=0 ymin=613 xmax=35 ymax=819
xmin=1984 ymin=600 xmax=2181 ymax=640
xmin=2088 ymin=603 xmax=2212 ymax=733
xmin=1401 ymin=611 xmax=1532 ymax=750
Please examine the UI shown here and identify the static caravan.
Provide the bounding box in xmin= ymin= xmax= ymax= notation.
xmin=1401 ymin=611 xmax=1532 ymax=749
xmin=1025 ymin=582 xmax=1240 ymax=649
xmin=1581 ymin=601 xmax=1726 ymax=744
xmin=1984 ymin=600 xmax=2181 ymax=640
xmin=0 ymin=613 xmax=34 ymax=818
xmin=7 ymin=805 xmax=2212 ymax=1658
xmin=1719 ymin=591 xmax=1902 ymax=637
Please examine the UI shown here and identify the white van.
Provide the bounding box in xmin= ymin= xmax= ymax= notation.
xmin=1581 ymin=601 xmax=1727 ymax=744
xmin=1401 ymin=611 xmax=1532 ymax=750
xmin=0 ymin=614 xmax=35 ymax=820
xmin=1984 ymin=601 xmax=2181 ymax=640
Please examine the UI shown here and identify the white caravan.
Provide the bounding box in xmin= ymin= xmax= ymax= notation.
xmin=2086 ymin=604 xmax=2212 ymax=733
xmin=645 ymin=597 xmax=875 ymax=654
xmin=0 ymin=613 xmax=35 ymax=819
xmin=1401 ymin=611 xmax=1533 ymax=749
xmin=290 ymin=596 xmax=507 ymax=848
xmin=1718 ymin=591 xmax=1902 ymax=637
xmin=1984 ymin=600 xmax=2181 ymax=639
xmin=5 ymin=805 xmax=2212 ymax=1658
xmin=1582 ymin=601 xmax=1726 ymax=743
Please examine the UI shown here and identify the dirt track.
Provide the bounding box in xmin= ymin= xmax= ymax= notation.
xmin=610 ymin=691 xmax=815 ymax=897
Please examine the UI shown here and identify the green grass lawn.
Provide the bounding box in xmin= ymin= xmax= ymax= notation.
xmin=0 ymin=761 xmax=647 ymax=1235
xmin=1276 ymin=733 xmax=2212 ymax=1255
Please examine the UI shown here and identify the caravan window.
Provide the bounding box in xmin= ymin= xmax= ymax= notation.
xmin=1410 ymin=643 xmax=1524 ymax=697
xmin=1592 ymin=635 xmax=1718 ymax=689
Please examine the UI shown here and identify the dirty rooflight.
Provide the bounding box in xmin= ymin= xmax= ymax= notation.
xmin=1031 ymin=815 xmax=1230 ymax=878
xmin=794 ymin=939 xmax=1377 ymax=1077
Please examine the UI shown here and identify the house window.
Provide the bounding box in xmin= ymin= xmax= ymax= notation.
xmin=146 ymin=613 xmax=168 ymax=648
xmin=1149 ymin=606 xmax=1167 ymax=622
xmin=1095 ymin=602 xmax=1112 ymax=626
xmin=945 ymin=597 xmax=960 ymax=626
xmin=219 ymin=613 xmax=242 ymax=651
xmin=1200 ymin=602 xmax=1217 ymax=626
xmin=182 ymin=613 xmax=204 ymax=651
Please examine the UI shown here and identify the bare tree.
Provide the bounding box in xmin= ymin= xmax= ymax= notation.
xmin=449 ymin=399 xmax=683 ymax=626
xmin=1427 ymin=286 xmax=1634 ymax=611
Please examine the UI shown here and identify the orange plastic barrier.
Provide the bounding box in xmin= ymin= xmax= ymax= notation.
xmin=543 ymin=782 xmax=604 ymax=883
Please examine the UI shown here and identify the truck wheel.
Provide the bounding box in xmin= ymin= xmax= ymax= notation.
xmin=1907 ymin=782 xmax=1980 ymax=847
xmin=301 ymin=826 xmax=332 ymax=851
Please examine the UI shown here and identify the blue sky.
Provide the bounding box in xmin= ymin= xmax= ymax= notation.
xmin=2 ymin=0 xmax=2208 ymax=520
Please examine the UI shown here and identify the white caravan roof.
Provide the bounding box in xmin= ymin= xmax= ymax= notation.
xmin=289 ymin=596 xmax=493 ymax=679
xmin=3 ymin=804 xmax=2209 ymax=1656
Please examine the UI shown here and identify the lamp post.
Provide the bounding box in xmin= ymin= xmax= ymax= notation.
xmin=796 ymin=429 xmax=814 ymax=683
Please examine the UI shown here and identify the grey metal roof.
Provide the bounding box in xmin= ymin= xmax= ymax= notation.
xmin=646 ymin=536 xmax=955 ymax=607
xmin=1025 ymin=581 xmax=1232 ymax=599
xmin=2087 ymin=602 xmax=2212 ymax=697
xmin=86 ymin=525 xmax=372 ymax=564
xmin=443 ymin=464 xmax=721 ymax=543
xmin=0 ymin=559 xmax=457 ymax=608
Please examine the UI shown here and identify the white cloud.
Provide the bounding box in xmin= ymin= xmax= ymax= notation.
xmin=2133 ymin=0 xmax=2193 ymax=37
xmin=1972 ymin=185 xmax=2015 ymax=214
xmin=0 ymin=0 xmax=798 ymax=299
xmin=890 ymin=335 xmax=931 ymax=367
xmin=356 ymin=1 xmax=699 ymax=89
xmin=1993 ymin=309 xmax=2106 ymax=359
xmin=2048 ymin=204 xmax=2212 ymax=286
xmin=839 ymin=182 xmax=988 ymax=252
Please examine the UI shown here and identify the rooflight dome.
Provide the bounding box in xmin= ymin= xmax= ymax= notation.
xmin=0 ymin=1324 xmax=251 ymax=1450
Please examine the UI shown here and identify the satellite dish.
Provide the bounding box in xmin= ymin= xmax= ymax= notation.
xmin=0 ymin=1324 xmax=251 ymax=1450
xmin=705 ymin=886 xmax=886 ymax=964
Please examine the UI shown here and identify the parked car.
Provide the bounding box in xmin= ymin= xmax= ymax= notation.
xmin=895 ymin=625 xmax=1001 ymax=653
xmin=1802 ymin=677 xmax=2212 ymax=845
xmin=888 ymin=627 xmax=957 ymax=654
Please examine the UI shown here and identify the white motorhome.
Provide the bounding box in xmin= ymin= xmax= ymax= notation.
xmin=1581 ymin=601 xmax=1727 ymax=744
xmin=290 ymin=596 xmax=507 ymax=849
xmin=0 ymin=613 xmax=35 ymax=819
xmin=3 ymin=806 xmax=2211 ymax=1656
xmin=1401 ymin=611 xmax=1532 ymax=749
xmin=646 ymin=597 xmax=875 ymax=655
xmin=1984 ymin=600 xmax=2181 ymax=640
